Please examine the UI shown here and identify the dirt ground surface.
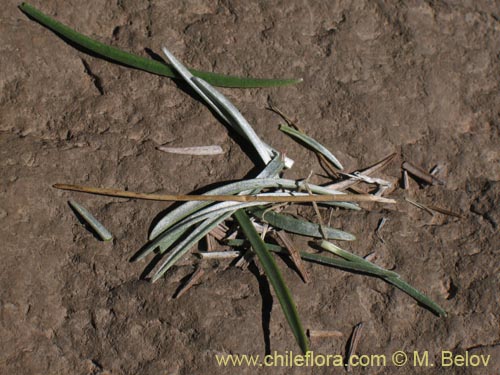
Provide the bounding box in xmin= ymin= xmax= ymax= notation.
xmin=1 ymin=1 xmax=499 ymax=374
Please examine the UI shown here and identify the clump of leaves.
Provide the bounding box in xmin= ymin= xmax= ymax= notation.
xmin=30 ymin=4 xmax=448 ymax=353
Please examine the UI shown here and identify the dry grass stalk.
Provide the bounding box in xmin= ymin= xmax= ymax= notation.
xmin=205 ymin=233 xmax=218 ymax=252
xmin=235 ymin=249 xmax=254 ymax=270
xmin=405 ymin=197 xmax=435 ymax=216
xmin=326 ymin=153 xmax=397 ymax=191
xmin=346 ymin=322 xmax=364 ymax=373
xmin=403 ymin=170 xmax=409 ymax=190
xmin=402 ymin=161 xmax=445 ymax=186
xmin=209 ymin=223 xmax=230 ymax=241
xmin=300 ymin=173 xmax=329 ymax=239
xmin=405 ymin=197 xmax=461 ymax=218
xmin=339 ymin=171 xmax=392 ymax=197
xmin=275 ymin=231 xmax=310 ymax=283
xmin=54 ymin=183 xmax=396 ymax=204
xmin=426 ymin=204 xmax=463 ymax=219
xmin=174 ymin=266 xmax=205 ymax=299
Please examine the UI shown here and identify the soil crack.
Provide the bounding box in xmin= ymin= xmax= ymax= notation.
xmin=81 ymin=59 xmax=104 ymax=95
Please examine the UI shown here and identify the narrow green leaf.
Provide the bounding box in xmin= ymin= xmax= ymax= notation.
xmin=233 ymin=210 xmax=309 ymax=354
xmin=279 ymin=124 xmax=344 ymax=170
xmin=19 ymin=3 xmax=302 ymax=88
xmin=227 ymin=239 xmax=397 ymax=278
xmin=228 ymin=239 xmax=447 ymax=317
xmin=320 ymin=241 xmax=447 ymax=317
xmin=320 ymin=241 xmax=396 ymax=277
xmin=249 ymin=207 xmax=356 ymax=241
xmin=386 ymin=275 xmax=447 ymax=317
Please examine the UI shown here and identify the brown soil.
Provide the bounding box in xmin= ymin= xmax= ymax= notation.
xmin=1 ymin=1 xmax=499 ymax=374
